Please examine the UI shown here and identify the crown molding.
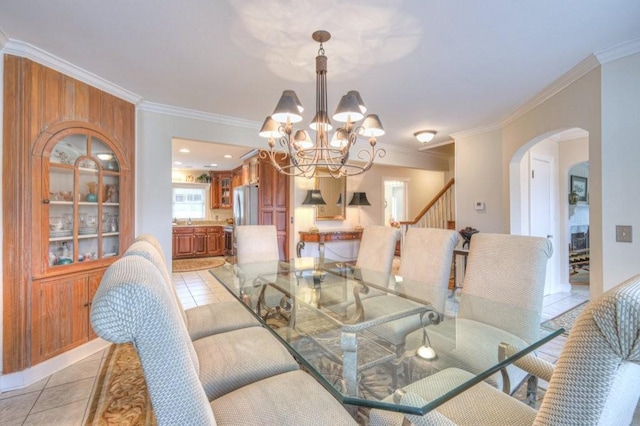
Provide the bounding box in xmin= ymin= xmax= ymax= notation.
xmin=500 ymin=54 xmax=601 ymax=128
xmin=138 ymin=101 xmax=261 ymax=129
xmin=595 ymin=36 xmax=640 ymax=64
xmin=417 ymin=139 xmax=455 ymax=152
xmin=1 ymin=39 xmax=142 ymax=104
xmin=0 ymin=27 xmax=9 ymax=48
xmin=450 ymin=122 xmax=503 ymax=141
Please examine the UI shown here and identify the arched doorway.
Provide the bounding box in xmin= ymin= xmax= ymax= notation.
xmin=508 ymin=128 xmax=589 ymax=296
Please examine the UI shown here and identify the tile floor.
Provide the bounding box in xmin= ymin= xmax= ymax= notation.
xmin=0 ymin=269 xmax=633 ymax=425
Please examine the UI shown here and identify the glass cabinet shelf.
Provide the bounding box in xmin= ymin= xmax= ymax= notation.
xmin=46 ymin=132 xmax=121 ymax=270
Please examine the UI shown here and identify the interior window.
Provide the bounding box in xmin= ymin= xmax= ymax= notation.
xmin=172 ymin=185 xmax=207 ymax=219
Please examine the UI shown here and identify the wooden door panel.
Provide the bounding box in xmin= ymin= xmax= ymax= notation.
xmin=32 ymin=276 xmax=89 ymax=364
xmin=193 ymin=232 xmax=207 ymax=255
xmin=87 ymin=271 xmax=103 ymax=339
xmin=175 ymin=234 xmax=194 ymax=257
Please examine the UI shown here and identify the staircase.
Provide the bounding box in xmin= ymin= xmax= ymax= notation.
xmin=397 ymin=178 xmax=455 ymax=254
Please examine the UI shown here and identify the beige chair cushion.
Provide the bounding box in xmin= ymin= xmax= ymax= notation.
xmin=195 ymin=327 xmax=299 ymax=400
xmin=211 ymin=370 xmax=357 ymax=425
xmin=126 ymin=238 xmax=260 ymax=341
xmin=186 ymin=301 xmax=259 ymax=341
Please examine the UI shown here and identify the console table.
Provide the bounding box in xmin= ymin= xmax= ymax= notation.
xmin=297 ymin=230 xmax=362 ymax=263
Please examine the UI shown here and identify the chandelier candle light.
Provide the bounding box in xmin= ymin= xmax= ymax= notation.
xmin=259 ymin=30 xmax=386 ymax=179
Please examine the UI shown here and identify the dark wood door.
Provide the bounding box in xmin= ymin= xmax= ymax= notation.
xmin=258 ymin=153 xmax=289 ymax=260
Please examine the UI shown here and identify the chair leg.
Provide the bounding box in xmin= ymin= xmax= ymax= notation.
xmin=525 ymin=375 xmax=538 ymax=407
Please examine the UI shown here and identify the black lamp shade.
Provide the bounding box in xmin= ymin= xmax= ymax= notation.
xmin=348 ymin=192 xmax=371 ymax=206
xmin=302 ymin=189 xmax=326 ymax=205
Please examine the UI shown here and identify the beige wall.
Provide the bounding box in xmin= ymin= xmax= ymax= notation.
xmin=455 ymin=129 xmax=505 ymax=232
xmin=600 ymin=52 xmax=640 ymax=290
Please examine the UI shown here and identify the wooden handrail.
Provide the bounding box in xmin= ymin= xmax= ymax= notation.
xmin=398 ymin=178 xmax=455 ymax=226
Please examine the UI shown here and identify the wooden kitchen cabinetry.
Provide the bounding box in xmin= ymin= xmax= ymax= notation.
xmin=2 ymin=56 xmax=134 ymax=372
xmin=210 ymin=172 xmax=233 ymax=209
xmin=172 ymin=226 xmax=224 ymax=259
xmin=173 ymin=227 xmax=195 ymax=258
xmin=242 ymin=156 xmax=260 ymax=185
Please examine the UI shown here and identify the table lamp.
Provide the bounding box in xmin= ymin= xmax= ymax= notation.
xmin=348 ymin=192 xmax=370 ymax=231
xmin=302 ymin=189 xmax=326 ymax=233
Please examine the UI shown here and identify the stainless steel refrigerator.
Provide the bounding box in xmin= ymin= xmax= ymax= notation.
xmin=233 ymin=184 xmax=259 ymax=225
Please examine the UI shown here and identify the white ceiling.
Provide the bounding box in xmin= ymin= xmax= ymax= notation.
xmin=1 ymin=0 xmax=639 ymax=169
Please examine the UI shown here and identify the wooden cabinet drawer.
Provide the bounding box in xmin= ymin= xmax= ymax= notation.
xmin=330 ymin=232 xmax=361 ymax=241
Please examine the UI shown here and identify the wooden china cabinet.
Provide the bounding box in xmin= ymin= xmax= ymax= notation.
xmin=2 ymin=55 xmax=134 ymax=372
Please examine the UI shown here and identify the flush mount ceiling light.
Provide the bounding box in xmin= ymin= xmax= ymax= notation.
xmin=414 ymin=130 xmax=437 ymax=144
xmin=259 ymin=30 xmax=386 ymax=179
xmin=179 ymin=148 xmax=190 ymax=153
xmin=96 ymin=152 xmax=114 ymax=161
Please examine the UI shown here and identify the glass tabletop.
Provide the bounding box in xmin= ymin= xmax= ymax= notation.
xmin=209 ymin=257 xmax=563 ymax=415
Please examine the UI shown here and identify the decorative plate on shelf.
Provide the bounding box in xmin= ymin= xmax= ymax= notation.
xmin=51 ymin=143 xmax=82 ymax=165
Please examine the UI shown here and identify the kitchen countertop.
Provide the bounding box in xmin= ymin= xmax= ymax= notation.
xmin=172 ymin=221 xmax=231 ymax=227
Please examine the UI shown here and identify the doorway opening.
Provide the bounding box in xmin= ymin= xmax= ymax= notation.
xmin=508 ymin=128 xmax=589 ymax=305
xmin=567 ymin=161 xmax=590 ymax=288
xmin=383 ymin=179 xmax=408 ymax=226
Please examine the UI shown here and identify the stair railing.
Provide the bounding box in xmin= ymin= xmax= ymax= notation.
xmin=397 ymin=178 xmax=455 ymax=251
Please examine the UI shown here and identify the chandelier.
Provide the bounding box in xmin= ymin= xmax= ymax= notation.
xmin=258 ymin=30 xmax=386 ymax=179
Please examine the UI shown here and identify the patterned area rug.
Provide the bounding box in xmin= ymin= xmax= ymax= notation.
xmin=541 ymin=301 xmax=589 ymax=336
xmin=172 ymin=256 xmax=225 ymax=272
xmin=86 ymin=343 xmax=155 ymax=426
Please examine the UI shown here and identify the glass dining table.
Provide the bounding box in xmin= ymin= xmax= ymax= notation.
xmin=209 ymin=257 xmax=563 ymax=416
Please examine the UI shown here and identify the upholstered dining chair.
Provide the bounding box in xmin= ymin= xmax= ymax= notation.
xmin=91 ymin=256 xmax=357 ymax=425
xmin=400 ymin=232 xmax=553 ymax=399
xmin=125 ymin=238 xmax=259 ymax=341
xmin=371 ymin=273 xmax=640 ymax=426
xmin=354 ymin=225 xmax=401 ymax=288
xmin=235 ymin=225 xmax=287 ymax=317
xmin=349 ymin=228 xmax=459 ymax=353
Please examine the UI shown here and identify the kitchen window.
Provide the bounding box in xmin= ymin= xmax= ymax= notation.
xmin=172 ymin=184 xmax=208 ymax=219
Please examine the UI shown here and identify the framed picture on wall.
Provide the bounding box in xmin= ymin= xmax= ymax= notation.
xmin=570 ymin=175 xmax=588 ymax=202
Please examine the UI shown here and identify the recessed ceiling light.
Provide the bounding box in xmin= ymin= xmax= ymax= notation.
xmin=179 ymin=148 xmax=190 ymax=153
xmin=211 ymin=163 xmax=218 ymax=167
xmin=223 ymin=154 xmax=232 ymax=159
xmin=173 ymin=161 xmax=182 ymax=165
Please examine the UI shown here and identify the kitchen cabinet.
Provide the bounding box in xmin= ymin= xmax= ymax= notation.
xmin=210 ymin=172 xmax=233 ymax=209
xmin=172 ymin=226 xmax=224 ymax=259
xmin=173 ymin=228 xmax=195 ymax=258
xmin=242 ymin=156 xmax=260 ymax=185
xmin=3 ymin=55 xmax=135 ymax=372
xmin=206 ymin=227 xmax=223 ymax=255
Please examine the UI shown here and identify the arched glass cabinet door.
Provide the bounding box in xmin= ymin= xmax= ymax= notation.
xmin=46 ymin=131 xmax=121 ymax=271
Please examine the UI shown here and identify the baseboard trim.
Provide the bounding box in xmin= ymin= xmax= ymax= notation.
xmin=0 ymin=339 xmax=110 ymax=392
